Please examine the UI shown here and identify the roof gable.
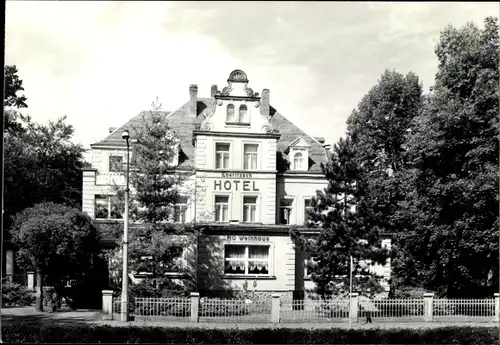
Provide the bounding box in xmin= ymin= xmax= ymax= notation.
xmin=91 ymin=100 xmax=326 ymax=173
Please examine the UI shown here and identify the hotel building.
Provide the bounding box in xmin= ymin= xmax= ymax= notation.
xmin=82 ymin=70 xmax=391 ymax=299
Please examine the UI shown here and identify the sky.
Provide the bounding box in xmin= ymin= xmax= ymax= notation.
xmin=5 ymin=1 xmax=499 ymax=157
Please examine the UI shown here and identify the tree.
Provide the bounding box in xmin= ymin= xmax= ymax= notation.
xmin=393 ymin=17 xmax=499 ymax=297
xmin=4 ymin=65 xmax=28 ymax=134
xmin=4 ymin=115 xmax=86 ymax=243
xmin=108 ymin=99 xmax=198 ymax=295
xmin=291 ymin=137 xmax=388 ymax=297
xmin=4 ymin=65 xmax=28 ymax=108
xmin=11 ymin=202 xmax=100 ymax=311
xmin=346 ymin=70 xmax=423 ymax=236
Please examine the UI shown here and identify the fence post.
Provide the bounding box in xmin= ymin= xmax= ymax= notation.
xmin=27 ymin=271 xmax=35 ymax=291
xmin=423 ymin=293 xmax=434 ymax=322
xmin=271 ymin=293 xmax=281 ymax=323
xmin=102 ymin=290 xmax=114 ymax=320
xmin=190 ymin=292 xmax=200 ymax=322
xmin=349 ymin=293 xmax=359 ymax=323
xmin=494 ymin=293 xmax=499 ymax=322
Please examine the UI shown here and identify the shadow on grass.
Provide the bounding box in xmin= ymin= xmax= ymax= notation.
xmin=2 ymin=307 xmax=102 ymax=326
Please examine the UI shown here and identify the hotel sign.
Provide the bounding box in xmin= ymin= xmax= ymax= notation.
xmin=214 ymin=173 xmax=259 ymax=191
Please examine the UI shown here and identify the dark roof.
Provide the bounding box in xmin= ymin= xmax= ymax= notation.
xmin=92 ymin=98 xmax=327 ymax=173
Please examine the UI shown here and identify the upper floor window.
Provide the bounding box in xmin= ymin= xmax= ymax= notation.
xmin=288 ymin=137 xmax=310 ymax=171
xmin=174 ymin=196 xmax=188 ymax=223
xmin=226 ymin=104 xmax=236 ymax=122
xmin=215 ymin=195 xmax=229 ymax=222
xmin=304 ymin=198 xmax=313 ymax=223
xmin=242 ymin=196 xmax=257 ymax=222
xmin=243 ymin=144 xmax=258 ymax=170
xmin=109 ymin=155 xmax=123 ymax=172
xmin=95 ymin=195 xmax=123 ymax=220
xmin=239 ymin=104 xmax=249 ymax=123
xmin=215 ymin=143 xmax=230 ymax=169
xmin=279 ymin=198 xmax=294 ymax=225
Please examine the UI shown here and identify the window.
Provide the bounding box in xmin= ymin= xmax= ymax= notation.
xmin=304 ymin=198 xmax=313 ymax=223
xmin=293 ymin=150 xmax=305 ymax=170
xmin=279 ymin=198 xmax=294 ymax=225
xmin=109 ymin=155 xmax=123 ymax=172
xmin=239 ymin=104 xmax=249 ymax=123
xmin=174 ymin=197 xmax=188 ymax=223
xmin=243 ymin=144 xmax=258 ymax=170
xmin=215 ymin=143 xmax=230 ymax=169
xmin=94 ymin=195 xmax=123 ymax=219
xmin=243 ymin=196 xmax=257 ymax=222
xmin=215 ymin=195 xmax=229 ymax=222
xmin=304 ymin=253 xmax=316 ymax=279
xmin=224 ymin=245 xmax=270 ymax=275
xmin=226 ymin=104 xmax=236 ymax=122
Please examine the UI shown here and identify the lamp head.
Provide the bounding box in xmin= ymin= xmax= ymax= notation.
xmin=121 ymin=129 xmax=130 ymax=140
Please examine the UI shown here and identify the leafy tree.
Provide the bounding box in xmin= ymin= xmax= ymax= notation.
xmin=4 ymin=65 xmax=28 ymax=134
xmin=11 ymin=202 xmax=100 ymax=311
xmin=393 ymin=17 xmax=499 ymax=297
xmin=4 ymin=65 xmax=28 ymax=108
xmin=346 ymin=70 xmax=423 ymax=236
xmin=291 ymin=137 xmax=388 ymax=297
xmin=4 ymin=115 xmax=85 ymax=242
xmin=108 ymin=100 xmax=198 ymax=294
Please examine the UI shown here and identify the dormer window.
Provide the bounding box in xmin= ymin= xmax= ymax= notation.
xmin=226 ymin=104 xmax=236 ymax=122
xmin=288 ymin=137 xmax=310 ymax=171
xmin=293 ymin=151 xmax=305 ymax=170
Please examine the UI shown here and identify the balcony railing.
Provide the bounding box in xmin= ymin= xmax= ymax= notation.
xmin=96 ymin=172 xmax=126 ymax=186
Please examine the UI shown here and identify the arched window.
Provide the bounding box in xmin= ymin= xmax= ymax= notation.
xmin=293 ymin=151 xmax=304 ymax=170
xmin=226 ymin=104 xmax=235 ymax=122
xmin=239 ymin=104 xmax=249 ymax=123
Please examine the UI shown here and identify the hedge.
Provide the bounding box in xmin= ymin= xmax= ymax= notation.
xmin=3 ymin=323 xmax=498 ymax=344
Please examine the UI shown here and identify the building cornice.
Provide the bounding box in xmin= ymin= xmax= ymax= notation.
xmin=193 ymin=130 xmax=281 ymax=140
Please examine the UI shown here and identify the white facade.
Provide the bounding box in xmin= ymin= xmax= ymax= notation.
xmin=82 ymin=70 xmax=391 ymax=297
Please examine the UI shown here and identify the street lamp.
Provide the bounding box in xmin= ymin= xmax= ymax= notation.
xmin=121 ymin=129 xmax=130 ymax=322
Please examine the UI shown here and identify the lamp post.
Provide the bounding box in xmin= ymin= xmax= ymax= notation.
xmin=121 ymin=129 xmax=130 ymax=322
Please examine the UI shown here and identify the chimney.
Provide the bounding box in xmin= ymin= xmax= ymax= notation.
xmin=210 ymin=85 xmax=218 ymax=98
xmin=260 ymin=89 xmax=270 ymax=117
xmin=108 ymin=126 xmax=117 ymax=133
xmin=189 ymin=84 xmax=198 ymax=117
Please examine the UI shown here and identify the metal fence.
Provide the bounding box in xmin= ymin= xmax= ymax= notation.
xmin=110 ymin=294 xmax=499 ymax=324
xmin=434 ymin=298 xmax=496 ymax=321
xmin=198 ymin=298 xmax=272 ymax=323
xmin=281 ymin=298 xmax=349 ymax=323
xmin=358 ymin=298 xmax=425 ymax=322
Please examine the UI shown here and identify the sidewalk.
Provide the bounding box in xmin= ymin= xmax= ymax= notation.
xmin=2 ymin=307 xmax=498 ymax=329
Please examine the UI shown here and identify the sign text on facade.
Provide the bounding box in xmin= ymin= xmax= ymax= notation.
xmin=214 ymin=180 xmax=259 ymax=191
xmin=226 ymin=235 xmax=270 ymax=242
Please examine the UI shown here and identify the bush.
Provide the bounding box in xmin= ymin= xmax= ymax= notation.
xmin=1 ymin=279 xmax=35 ymax=308
xmin=2 ymin=324 xmax=497 ymax=344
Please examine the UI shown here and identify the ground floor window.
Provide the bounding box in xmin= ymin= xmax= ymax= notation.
xmin=95 ymin=195 xmax=122 ymax=219
xmin=224 ymin=244 xmax=270 ymax=275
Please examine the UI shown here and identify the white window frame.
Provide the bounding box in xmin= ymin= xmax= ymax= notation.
xmin=242 ymin=142 xmax=259 ymax=170
xmin=291 ymin=148 xmax=307 ymax=171
xmin=303 ymin=197 xmax=314 ymax=224
xmin=242 ymin=194 xmax=259 ymax=223
xmin=174 ymin=196 xmax=188 ymax=223
xmin=215 ymin=141 xmax=231 ymax=169
xmin=108 ymin=154 xmax=124 ymax=173
xmin=223 ymin=244 xmax=272 ymax=276
xmin=279 ymin=197 xmax=295 ymax=225
xmin=238 ymin=104 xmax=250 ymax=124
xmin=226 ymin=104 xmax=236 ymax=122
xmin=304 ymin=252 xmax=316 ymax=280
xmin=94 ymin=194 xmax=123 ymax=220
xmin=214 ymin=194 xmax=231 ymax=222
